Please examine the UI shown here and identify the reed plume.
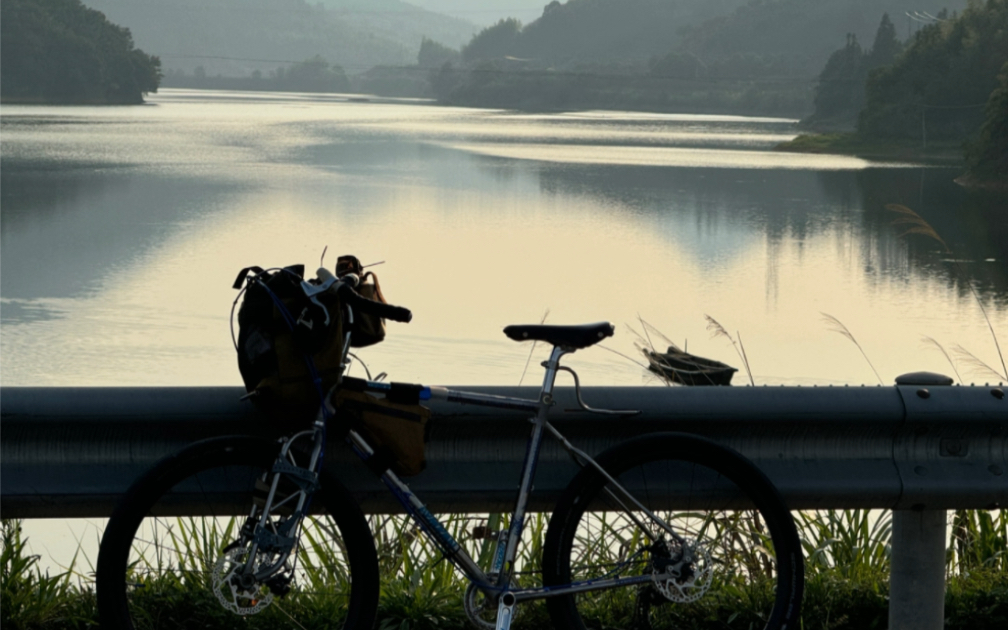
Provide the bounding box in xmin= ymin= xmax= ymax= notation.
xmin=821 ymin=313 xmax=883 ymax=385
xmin=887 ymin=203 xmax=949 ymax=251
xmin=887 ymin=203 xmax=1006 ymax=384
xmin=952 ymin=344 xmax=1007 ymax=382
xmin=921 ymin=336 xmax=963 ymax=384
xmin=704 ymin=315 xmax=754 ymax=386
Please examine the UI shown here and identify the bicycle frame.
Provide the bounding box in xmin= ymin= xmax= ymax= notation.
xmin=254 ymin=294 xmax=686 ymax=610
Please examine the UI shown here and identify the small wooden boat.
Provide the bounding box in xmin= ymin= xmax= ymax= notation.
xmin=644 ymin=346 xmax=738 ymax=386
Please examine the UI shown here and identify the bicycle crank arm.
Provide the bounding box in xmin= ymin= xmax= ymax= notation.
xmin=495 ymin=593 xmax=516 ymax=630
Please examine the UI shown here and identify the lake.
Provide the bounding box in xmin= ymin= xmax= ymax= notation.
xmin=3 ymin=89 xmax=1006 ymax=390
xmin=2 ymin=88 xmax=1007 ymax=572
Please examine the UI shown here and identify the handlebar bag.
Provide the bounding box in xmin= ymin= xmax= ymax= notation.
xmin=335 ymin=254 xmax=386 ymax=348
xmin=234 ymin=265 xmax=346 ymax=425
xmin=333 ymin=381 xmax=431 ymax=477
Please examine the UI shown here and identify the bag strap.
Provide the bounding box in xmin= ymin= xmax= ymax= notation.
xmin=231 ymin=264 xmax=306 ymax=290
xmin=232 ymin=266 xmax=265 ymax=289
xmin=361 ymin=271 xmax=386 ymax=304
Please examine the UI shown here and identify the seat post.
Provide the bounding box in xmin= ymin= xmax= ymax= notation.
xmin=538 ymin=345 xmax=569 ymax=405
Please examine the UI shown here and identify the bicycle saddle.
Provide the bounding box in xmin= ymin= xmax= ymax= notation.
xmin=503 ymin=322 xmax=614 ymax=349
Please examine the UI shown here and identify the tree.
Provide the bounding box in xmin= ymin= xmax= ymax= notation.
xmin=649 ymin=51 xmax=705 ymax=80
xmin=965 ymin=61 xmax=1008 ymax=180
xmin=279 ymin=56 xmax=350 ymax=93
xmin=461 ymin=18 xmax=522 ymax=64
xmin=418 ymin=37 xmax=460 ymax=69
xmin=0 ymin=0 xmax=160 ymax=104
xmin=859 ymin=0 xmax=1008 ymax=141
xmin=867 ymin=13 xmax=902 ymax=69
xmin=811 ymin=34 xmax=866 ymax=122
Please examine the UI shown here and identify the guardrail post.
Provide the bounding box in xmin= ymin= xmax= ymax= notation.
xmin=889 ymin=509 xmax=946 ymax=630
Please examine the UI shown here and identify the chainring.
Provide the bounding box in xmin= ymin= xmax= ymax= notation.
xmin=464 ymin=582 xmax=519 ymax=630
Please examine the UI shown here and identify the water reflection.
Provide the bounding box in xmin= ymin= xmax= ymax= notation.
xmin=1 ymin=91 xmax=1005 ymax=387
xmin=0 ymin=164 xmax=243 ymax=304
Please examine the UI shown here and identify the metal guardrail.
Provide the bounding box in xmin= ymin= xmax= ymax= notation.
xmin=2 ymin=384 xmax=1005 ymax=518
xmin=2 ymin=384 xmax=1004 ymax=630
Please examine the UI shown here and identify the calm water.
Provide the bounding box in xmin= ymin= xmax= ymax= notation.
xmin=3 ymin=89 xmax=1007 ymax=392
xmin=3 ymin=88 xmax=1008 ymax=570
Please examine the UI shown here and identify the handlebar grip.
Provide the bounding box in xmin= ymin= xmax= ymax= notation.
xmin=335 ymin=282 xmax=413 ymax=323
xmin=365 ymin=298 xmax=412 ymax=323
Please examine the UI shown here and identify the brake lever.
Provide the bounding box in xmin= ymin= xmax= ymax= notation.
xmin=299 ymin=268 xmax=339 ymax=326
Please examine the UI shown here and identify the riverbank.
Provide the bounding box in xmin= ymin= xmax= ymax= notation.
xmin=775 ymin=132 xmax=964 ymax=166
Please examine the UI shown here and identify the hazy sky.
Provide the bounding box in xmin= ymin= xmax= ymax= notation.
xmin=406 ymin=0 xmax=548 ymax=25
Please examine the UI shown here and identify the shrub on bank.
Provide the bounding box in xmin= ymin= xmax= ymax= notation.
xmin=3 ymin=511 xmax=1006 ymax=629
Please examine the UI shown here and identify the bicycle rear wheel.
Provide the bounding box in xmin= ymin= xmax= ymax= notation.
xmin=96 ymin=436 xmax=379 ymax=630
xmin=542 ymin=432 xmax=803 ymax=630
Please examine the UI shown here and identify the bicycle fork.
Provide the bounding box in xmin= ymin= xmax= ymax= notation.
xmin=238 ymin=419 xmax=326 ymax=585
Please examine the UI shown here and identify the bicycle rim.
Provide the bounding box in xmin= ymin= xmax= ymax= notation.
xmin=543 ymin=433 xmax=802 ymax=630
xmin=97 ymin=436 xmax=378 ymax=630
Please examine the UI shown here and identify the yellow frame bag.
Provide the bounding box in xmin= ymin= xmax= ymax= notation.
xmin=333 ymin=378 xmax=432 ymax=477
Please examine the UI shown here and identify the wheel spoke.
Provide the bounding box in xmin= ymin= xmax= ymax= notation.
xmin=542 ymin=433 xmax=803 ymax=630
xmin=97 ymin=437 xmax=379 ymax=630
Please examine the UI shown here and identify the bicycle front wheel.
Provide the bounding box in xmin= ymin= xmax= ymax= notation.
xmin=96 ymin=436 xmax=379 ymax=630
xmin=542 ymin=432 xmax=803 ymax=630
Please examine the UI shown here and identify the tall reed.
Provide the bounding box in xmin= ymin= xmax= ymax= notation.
xmin=888 ymin=203 xmax=1006 ymax=383
xmin=820 ymin=313 xmax=884 ymax=385
xmin=704 ymin=315 xmax=755 ymax=386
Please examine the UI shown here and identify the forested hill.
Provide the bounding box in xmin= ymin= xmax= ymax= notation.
xmin=316 ymin=0 xmax=475 ymax=49
xmin=680 ymin=0 xmax=968 ymax=78
xmin=470 ymin=0 xmax=967 ymax=75
xmin=81 ymin=0 xmax=476 ymax=77
xmin=434 ymin=0 xmax=975 ymax=115
xmin=857 ymin=0 xmax=1008 ymax=179
xmin=0 ymin=0 xmax=161 ymax=104
xmin=484 ymin=0 xmax=748 ymax=65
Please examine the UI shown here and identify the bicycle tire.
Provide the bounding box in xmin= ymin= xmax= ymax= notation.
xmin=542 ymin=432 xmax=803 ymax=630
xmin=96 ymin=435 xmax=379 ymax=630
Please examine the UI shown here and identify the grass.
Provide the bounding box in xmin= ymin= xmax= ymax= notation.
xmin=4 ymin=508 xmax=1007 ymax=630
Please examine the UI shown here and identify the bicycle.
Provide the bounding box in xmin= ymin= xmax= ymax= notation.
xmin=96 ymin=269 xmax=804 ymax=630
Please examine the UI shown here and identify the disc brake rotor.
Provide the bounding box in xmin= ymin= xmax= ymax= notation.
xmin=651 ymin=542 xmax=713 ymax=604
xmin=212 ymin=546 xmax=274 ymax=615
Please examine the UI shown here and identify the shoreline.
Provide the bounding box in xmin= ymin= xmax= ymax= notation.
xmin=774 ymin=132 xmax=964 ymax=166
xmin=0 ymin=95 xmax=148 ymax=106
xmin=777 ymin=133 xmax=1008 ymax=191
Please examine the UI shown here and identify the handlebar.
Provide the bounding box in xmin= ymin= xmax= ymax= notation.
xmin=337 ymin=283 xmax=413 ymax=323
xmin=315 ymin=267 xmax=412 ymax=323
